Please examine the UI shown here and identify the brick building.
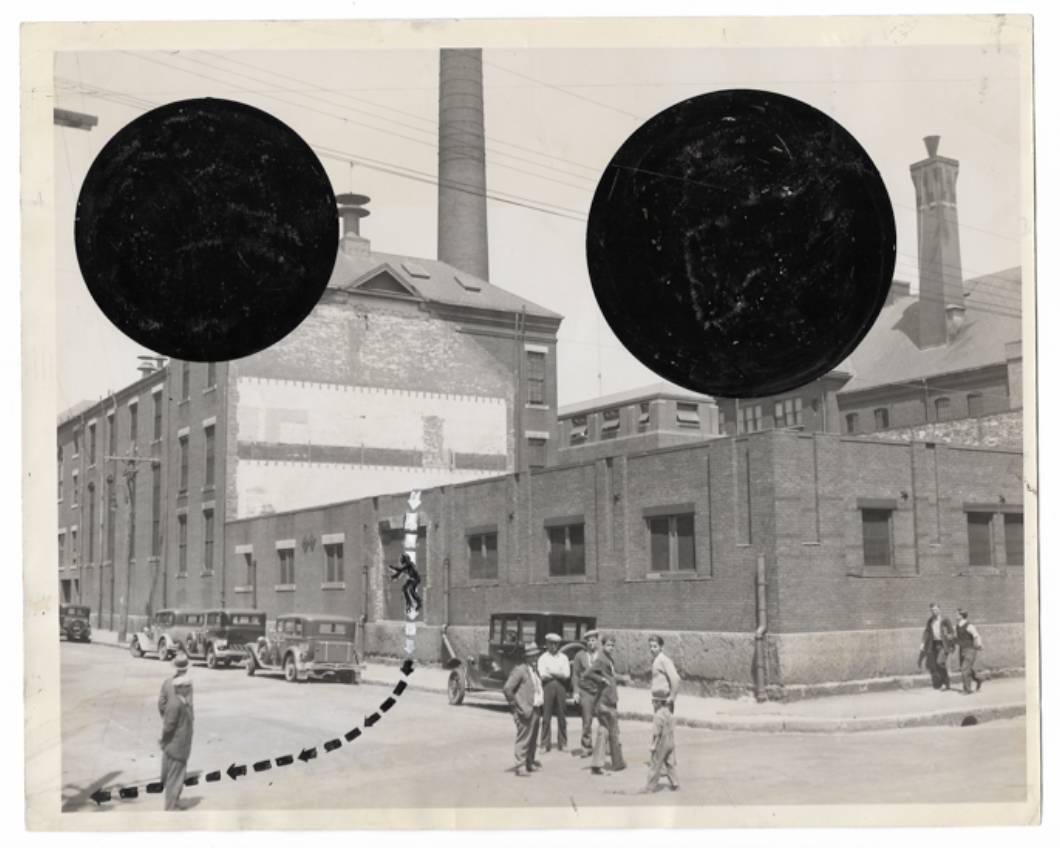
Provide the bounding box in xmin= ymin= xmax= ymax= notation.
xmin=223 ymin=429 xmax=1024 ymax=694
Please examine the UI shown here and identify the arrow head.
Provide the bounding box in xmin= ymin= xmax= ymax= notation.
xmin=364 ymin=712 xmax=381 ymax=727
xmin=226 ymin=763 xmax=246 ymax=780
xmin=298 ymin=747 xmax=317 ymax=762
xmin=90 ymin=789 xmax=112 ymax=805
xmin=400 ymin=659 xmax=415 ymax=675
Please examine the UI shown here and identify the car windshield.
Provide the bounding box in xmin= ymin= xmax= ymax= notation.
xmin=315 ymin=621 xmax=351 ymax=636
xmin=230 ymin=614 xmax=264 ymax=626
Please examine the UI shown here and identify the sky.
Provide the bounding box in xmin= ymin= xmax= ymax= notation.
xmin=53 ymin=43 xmax=1024 ymax=414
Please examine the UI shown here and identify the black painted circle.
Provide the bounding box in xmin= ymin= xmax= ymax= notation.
xmin=75 ymin=98 xmax=337 ymax=362
xmin=586 ymin=89 xmax=896 ymax=398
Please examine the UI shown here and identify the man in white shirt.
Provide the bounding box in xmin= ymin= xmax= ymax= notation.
xmin=538 ymin=633 xmax=572 ymax=752
xmin=648 ymin=634 xmax=681 ymax=711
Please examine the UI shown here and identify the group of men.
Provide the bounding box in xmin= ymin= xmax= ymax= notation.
xmin=920 ymin=603 xmax=986 ymax=694
xmin=502 ymin=629 xmax=681 ymax=793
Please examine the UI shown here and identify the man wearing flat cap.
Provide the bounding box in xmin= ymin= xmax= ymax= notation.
xmin=538 ymin=633 xmax=571 ymax=752
xmin=502 ymin=642 xmax=545 ymax=776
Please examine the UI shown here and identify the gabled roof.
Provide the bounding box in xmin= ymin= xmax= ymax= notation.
xmin=328 ymin=247 xmax=562 ymax=320
xmin=839 ymin=267 xmax=1022 ymax=395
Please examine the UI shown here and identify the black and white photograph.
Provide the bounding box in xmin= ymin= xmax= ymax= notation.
xmin=20 ymin=13 xmax=1038 ymax=830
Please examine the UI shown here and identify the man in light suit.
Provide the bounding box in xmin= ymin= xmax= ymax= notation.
xmin=502 ymin=642 xmax=545 ymax=776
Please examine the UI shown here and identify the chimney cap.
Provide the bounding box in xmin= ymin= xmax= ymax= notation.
xmin=923 ymin=135 xmax=941 ymax=157
xmin=337 ymin=192 xmax=371 ymax=206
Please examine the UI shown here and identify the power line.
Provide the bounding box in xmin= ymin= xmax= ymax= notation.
xmin=483 ymin=59 xmax=646 ymax=122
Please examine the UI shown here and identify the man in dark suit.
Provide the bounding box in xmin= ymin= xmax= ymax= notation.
xmin=159 ymin=675 xmax=194 ymax=810
xmin=158 ymin=652 xmax=193 ymax=717
xmin=502 ymin=642 xmax=545 ymax=776
xmin=585 ymin=634 xmax=628 ymax=775
xmin=570 ymin=629 xmax=600 ymax=757
xmin=919 ymin=602 xmax=956 ymax=690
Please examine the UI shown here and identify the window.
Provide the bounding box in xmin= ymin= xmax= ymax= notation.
xmin=845 ymin=413 xmax=859 ymax=434
xmin=527 ymin=437 xmax=547 ymax=470
xmin=71 ymin=528 xmax=78 ymax=563
xmin=967 ymin=512 xmax=993 ymax=566
xmin=935 ymin=397 xmax=951 ymax=421
xmin=325 ymin=542 xmax=344 ymax=583
xmin=1005 ymin=513 xmax=1024 ymax=566
xmin=278 ymin=548 xmax=295 ymax=585
xmin=601 ymin=408 xmax=620 ymax=440
xmin=526 ymin=351 xmax=546 ymax=405
xmin=88 ymin=422 xmax=96 ymax=465
xmin=153 ymin=393 xmax=162 ymax=440
xmin=204 ymin=425 xmax=216 ymax=488
xmin=547 ymin=522 xmax=585 ymax=577
xmin=676 ymin=402 xmax=700 ymax=429
xmin=105 ymin=482 xmax=116 ymax=561
xmin=207 ymin=613 xmax=221 ymax=626
xmin=203 ymin=509 xmax=214 ymax=573
xmin=178 ymin=436 xmax=189 ymax=493
xmin=87 ymin=485 xmax=96 ymax=562
xmin=861 ymin=508 xmax=893 ymax=567
xmin=569 ymin=415 xmax=588 ymax=445
xmin=181 ymin=361 xmax=190 ymax=401
xmin=57 ymin=446 xmax=63 ymax=501
xmin=631 ymin=402 xmax=648 ymax=430
xmin=873 ymin=408 xmax=890 ymax=430
xmin=647 ymin=513 xmax=696 ymax=572
xmin=318 ymin=621 xmax=350 ymax=636
xmin=468 ymin=531 xmax=498 ymax=580
xmin=71 ymin=470 xmax=79 ymax=507
xmin=151 ymin=465 xmax=161 ymax=556
xmin=206 ymin=361 xmax=217 ymax=388
xmin=58 ymin=532 xmax=65 ymax=567
xmin=107 ymin=412 xmax=116 ymax=458
xmin=773 ymin=398 xmax=803 ymax=428
xmin=177 ymin=514 xmax=188 ymax=575
xmin=741 ymin=404 xmax=763 ymax=433
xmin=72 ymin=430 xmax=80 ymax=457
xmin=129 ymin=404 xmax=138 ymax=445
xmin=243 ymin=552 xmax=254 ymax=585
xmin=967 ymin=393 xmax=984 ymax=417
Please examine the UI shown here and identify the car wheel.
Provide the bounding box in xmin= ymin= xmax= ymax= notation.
xmin=245 ymin=656 xmax=256 ymax=676
xmin=206 ymin=646 xmax=218 ymax=669
xmin=283 ymin=655 xmax=298 ymax=683
xmin=129 ymin=638 xmax=143 ymax=658
xmin=447 ymin=670 xmax=466 ymax=705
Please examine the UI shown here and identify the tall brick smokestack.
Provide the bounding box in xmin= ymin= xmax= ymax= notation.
xmin=910 ymin=135 xmax=965 ymax=348
xmin=438 ymin=48 xmax=490 ymax=281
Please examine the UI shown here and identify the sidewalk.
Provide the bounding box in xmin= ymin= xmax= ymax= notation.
xmin=86 ymin=629 xmax=1027 ymax=734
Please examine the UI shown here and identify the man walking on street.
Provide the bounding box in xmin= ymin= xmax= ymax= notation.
xmin=586 ymin=634 xmax=628 ymax=776
xmin=641 ymin=697 xmax=679 ymax=793
xmin=955 ymin=609 xmax=985 ymax=694
xmin=159 ymin=675 xmax=194 ymax=811
xmin=919 ymin=602 xmax=955 ymax=690
xmin=649 ymin=634 xmax=680 ymax=712
xmin=570 ymin=629 xmax=600 ymax=757
xmin=503 ymin=642 xmax=545 ymax=776
xmin=538 ymin=633 xmax=571 ymax=752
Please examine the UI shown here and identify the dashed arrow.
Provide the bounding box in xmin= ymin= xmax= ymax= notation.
xmin=226 ymin=763 xmax=247 ymax=781
xmin=298 ymin=747 xmax=317 ymax=763
xmin=90 ymin=789 xmax=112 ymax=805
xmin=364 ymin=712 xmax=381 ymax=727
xmin=380 ymin=696 xmax=396 ymax=713
xmin=344 ymin=728 xmax=362 ymax=742
xmin=324 ymin=738 xmax=342 ymax=753
xmin=401 ymin=659 xmax=415 ymax=675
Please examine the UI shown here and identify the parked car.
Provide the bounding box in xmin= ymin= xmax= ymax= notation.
xmin=245 ymin=613 xmax=363 ymax=684
xmin=444 ymin=611 xmax=597 ymax=705
xmin=59 ymin=603 xmax=92 ymax=642
xmin=128 ymin=609 xmax=204 ymax=660
xmin=183 ymin=608 xmax=267 ymax=669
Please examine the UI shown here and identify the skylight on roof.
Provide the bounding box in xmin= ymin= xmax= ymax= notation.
xmin=455 ymin=273 xmax=482 ymax=292
xmin=401 ymin=261 xmax=430 ymax=279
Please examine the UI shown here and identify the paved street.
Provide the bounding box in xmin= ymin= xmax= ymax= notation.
xmin=59 ymin=642 xmax=1027 ymax=814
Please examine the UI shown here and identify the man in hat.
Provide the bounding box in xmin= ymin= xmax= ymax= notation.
xmin=918 ymin=602 xmax=956 ymax=690
xmin=159 ymin=674 xmax=194 ymax=810
xmin=158 ymin=652 xmax=193 ymax=718
xmin=537 ymin=633 xmax=571 ymax=752
xmin=570 ymin=629 xmax=601 ymax=756
xmin=502 ymin=642 xmax=545 ymax=776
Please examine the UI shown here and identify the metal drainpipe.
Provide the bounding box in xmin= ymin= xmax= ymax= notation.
xmin=754 ymin=554 xmax=768 ymax=703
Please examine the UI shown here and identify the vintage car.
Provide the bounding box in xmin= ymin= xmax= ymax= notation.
xmin=244 ymin=613 xmax=364 ymax=684
xmin=444 ymin=611 xmax=597 ymax=705
xmin=128 ymin=609 xmax=204 ymax=660
xmin=59 ymin=604 xmax=92 ymax=642
xmin=183 ymin=608 xmax=267 ymax=669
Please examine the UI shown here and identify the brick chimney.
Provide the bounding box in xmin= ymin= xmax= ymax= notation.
xmin=910 ymin=135 xmax=964 ymax=348
xmin=337 ymin=192 xmax=371 ymax=257
xmin=438 ymin=48 xmax=489 ymax=281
